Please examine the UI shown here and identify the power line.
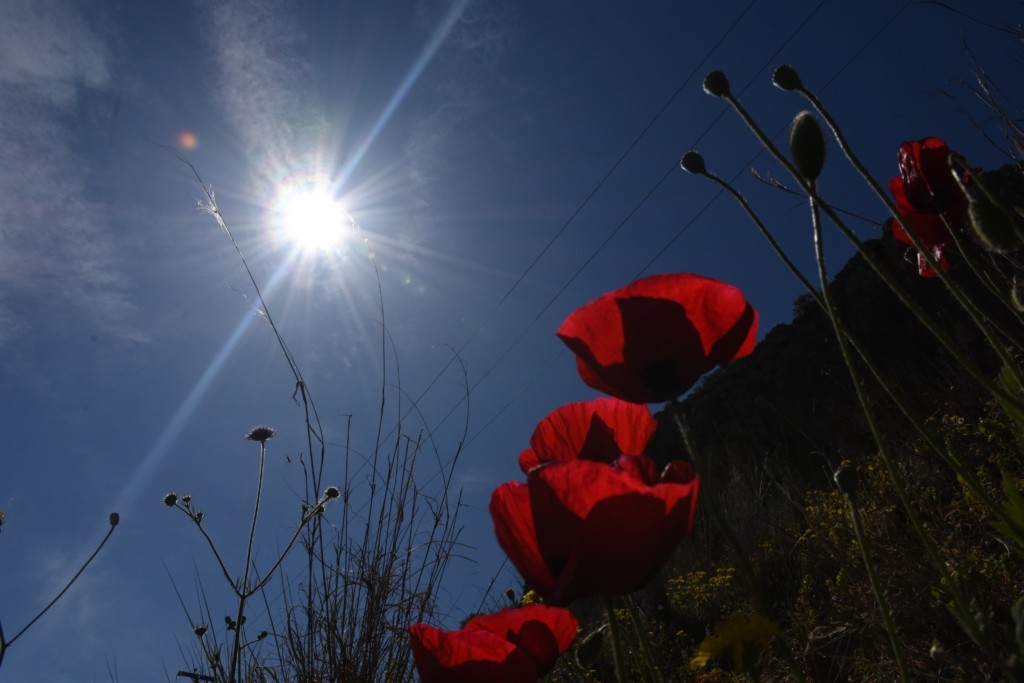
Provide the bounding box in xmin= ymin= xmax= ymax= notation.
xmin=390 ymin=0 xmax=762 ymax=436
xmin=432 ymin=0 xmax=832 ymax=451
xmin=459 ymin=0 xmax=920 ymax=603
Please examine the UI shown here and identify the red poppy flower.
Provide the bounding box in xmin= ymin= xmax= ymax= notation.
xmin=490 ymin=455 xmax=699 ymax=605
xmin=556 ymin=273 xmax=758 ymax=404
xmin=888 ymin=137 xmax=967 ymax=277
xmin=409 ymin=605 xmax=578 ymax=683
xmin=518 ymin=397 xmax=657 ymax=473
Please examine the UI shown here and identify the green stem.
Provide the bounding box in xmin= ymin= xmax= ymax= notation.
xmin=845 ymin=492 xmax=909 ymax=680
xmin=670 ymin=402 xmax=807 ymax=683
xmin=722 ymin=89 xmax=1024 ymax=421
xmin=229 ymin=441 xmax=268 ymax=682
xmin=622 ymin=595 xmax=663 ymax=683
xmin=693 ymin=166 xmax=1024 ymax=545
xmin=794 ymin=86 xmax=1024 ymax=393
xmin=0 ymin=516 xmax=118 ymax=672
xmin=602 ymin=595 xmax=628 ymax=683
xmin=810 ymin=192 xmax=911 ymax=682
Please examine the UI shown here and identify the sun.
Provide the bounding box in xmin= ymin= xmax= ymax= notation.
xmin=271 ymin=176 xmax=350 ymax=253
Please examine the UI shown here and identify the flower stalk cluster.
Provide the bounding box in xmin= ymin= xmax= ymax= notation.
xmin=164 ymin=426 xmax=340 ymax=683
xmin=680 ymin=62 xmax=1024 ymax=682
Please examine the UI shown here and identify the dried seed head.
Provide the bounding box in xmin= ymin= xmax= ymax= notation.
xmin=679 ymin=150 xmax=707 ymax=175
xmin=245 ymin=425 xmax=277 ymax=443
xmin=702 ymin=70 xmax=730 ymax=97
xmin=181 ymin=495 xmax=192 ymax=505
xmin=789 ymin=111 xmax=826 ymax=181
xmin=772 ymin=65 xmax=802 ymax=91
xmin=194 ymin=625 xmax=208 ymax=637
xmin=163 ymin=492 xmax=178 ymax=507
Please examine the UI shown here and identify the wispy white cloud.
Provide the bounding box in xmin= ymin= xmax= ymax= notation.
xmin=0 ymin=0 xmax=137 ymax=349
xmin=195 ymin=0 xmax=313 ymax=174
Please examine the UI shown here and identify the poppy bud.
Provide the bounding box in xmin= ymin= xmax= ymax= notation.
xmin=772 ymin=65 xmax=802 ymax=91
xmin=833 ymin=465 xmax=860 ymax=497
xmin=324 ymin=486 xmax=340 ymax=499
xmin=1011 ymin=277 xmax=1024 ymax=313
xmin=181 ymin=495 xmax=192 ymax=505
xmin=575 ymin=625 xmax=607 ymax=669
xmin=789 ymin=111 xmax=826 ymax=181
xmin=194 ymin=625 xmax=208 ymax=637
xmin=679 ymin=150 xmax=706 ymax=175
xmin=968 ymin=195 xmax=1023 ymax=253
xmin=703 ymin=70 xmax=730 ymax=97
xmin=109 ymin=512 xmax=120 ymax=527
xmin=163 ymin=493 xmax=178 ymax=507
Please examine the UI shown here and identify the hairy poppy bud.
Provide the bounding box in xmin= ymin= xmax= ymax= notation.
xmin=772 ymin=64 xmax=802 ymax=91
xmin=968 ymin=195 xmax=1023 ymax=252
xmin=703 ymin=70 xmax=730 ymax=97
xmin=833 ymin=465 xmax=860 ymax=497
xmin=679 ymin=150 xmax=706 ymax=175
xmin=1011 ymin=277 xmax=1024 ymax=313
xmin=789 ymin=111 xmax=826 ymax=181
xmin=324 ymin=485 xmax=340 ymax=499
xmin=576 ymin=625 xmax=607 ymax=669
xmin=109 ymin=512 xmax=120 ymax=526
xmin=163 ymin=492 xmax=178 ymax=507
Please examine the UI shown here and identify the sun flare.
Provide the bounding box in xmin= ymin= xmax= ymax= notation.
xmin=272 ymin=177 xmax=350 ymax=253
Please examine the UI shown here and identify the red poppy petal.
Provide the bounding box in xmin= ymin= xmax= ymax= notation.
xmin=518 ymin=447 xmax=541 ymax=473
xmin=557 ymin=274 xmax=757 ymax=403
xmin=466 ymin=605 xmax=579 ymax=675
xmin=490 ymin=482 xmax=557 ymax=597
xmin=522 ymin=398 xmax=656 ymax=473
xmin=409 ymin=624 xmax=537 ymax=683
xmin=528 ymin=460 xmax=700 ymax=602
xmin=613 ymin=453 xmax=660 ymax=485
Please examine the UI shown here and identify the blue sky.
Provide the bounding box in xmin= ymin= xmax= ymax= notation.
xmin=1 ymin=0 xmax=1021 ymax=680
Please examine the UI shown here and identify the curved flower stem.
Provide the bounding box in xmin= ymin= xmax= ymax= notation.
xmin=844 ymin=489 xmax=908 ymax=681
xmin=792 ymin=85 xmax=1024 ymax=390
xmin=0 ymin=517 xmax=118 ymax=672
xmin=719 ymin=88 xmax=1024 ymax=422
xmin=247 ymin=505 xmax=325 ymax=597
xmin=699 ymin=169 xmax=818 ymax=296
xmin=807 ymin=194 xmax=1021 ymax=680
xmin=809 ymin=194 xmax=912 ymax=682
xmin=229 ymin=441 xmax=268 ymax=683
xmin=696 ymin=165 xmax=1024 ymax=549
xmin=670 ymin=402 xmax=807 ymax=683
xmin=602 ymin=595 xmax=628 ymax=683
xmin=622 ymin=595 xmax=663 ymax=683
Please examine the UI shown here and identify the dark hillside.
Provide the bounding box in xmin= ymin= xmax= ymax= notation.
xmin=655 ymin=231 xmax=1012 ymax=494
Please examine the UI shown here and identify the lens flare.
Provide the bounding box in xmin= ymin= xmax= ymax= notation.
xmin=271 ymin=174 xmax=350 ymax=253
xmin=177 ymin=130 xmax=198 ymax=150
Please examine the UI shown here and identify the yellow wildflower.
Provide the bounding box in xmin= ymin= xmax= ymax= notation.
xmin=690 ymin=613 xmax=780 ymax=673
